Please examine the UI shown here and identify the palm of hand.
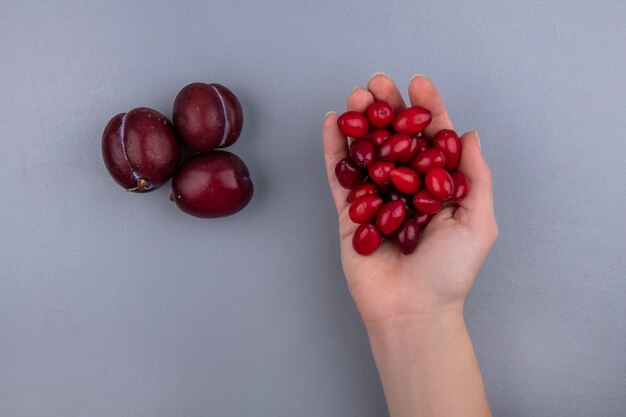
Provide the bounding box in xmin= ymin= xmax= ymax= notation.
xmin=323 ymin=74 xmax=497 ymax=326
xmin=339 ymin=208 xmax=486 ymax=324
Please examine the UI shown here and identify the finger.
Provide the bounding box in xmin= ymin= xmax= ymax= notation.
xmin=427 ymin=205 xmax=455 ymax=229
xmin=407 ymin=74 xmax=453 ymax=139
xmin=454 ymin=131 xmax=498 ymax=241
xmin=366 ymin=72 xmax=406 ymax=111
xmin=322 ymin=112 xmax=350 ymax=214
xmin=347 ymin=86 xmax=374 ymax=112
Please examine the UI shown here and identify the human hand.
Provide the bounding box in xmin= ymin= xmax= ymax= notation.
xmin=322 ymin=73 xmax=498 ymax=329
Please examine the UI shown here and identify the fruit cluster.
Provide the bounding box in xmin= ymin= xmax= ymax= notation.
xmin=335 ymin=102 xmax=470 ymax=256
xmin=101 ymin=82 xmax=253 ymax=218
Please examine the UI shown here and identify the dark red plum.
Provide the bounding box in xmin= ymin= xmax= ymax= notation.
xmin=173 ymin=82 xmax=243 ymax=151
xmin=171 ymin=151 xmax=253 ymax=218
xmin=102 ymin=107 xmax=181 ymax=192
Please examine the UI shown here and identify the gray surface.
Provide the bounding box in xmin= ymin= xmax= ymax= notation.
xmin=1 ymin=1 xmax=625 ymax=416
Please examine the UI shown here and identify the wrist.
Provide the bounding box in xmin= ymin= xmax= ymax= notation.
xmin=364 ymin=303 xmax=467 ymax=360
xmin=363 ymin=304 xmax=491 ymax=417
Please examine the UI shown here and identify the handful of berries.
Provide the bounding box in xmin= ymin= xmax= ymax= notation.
xmin=335 ymin=102 xmax=470 ymax=256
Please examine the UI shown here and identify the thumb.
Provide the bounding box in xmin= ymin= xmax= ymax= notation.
xmin=455 ymin=131 xmax=498 ymax=242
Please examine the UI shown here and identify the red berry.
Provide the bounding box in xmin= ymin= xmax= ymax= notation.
xmin=392 ymin=106 xmax=432 ymax=135
xmin=397 ymin=136 xmax=421 ymax=164
xmin=347 ymin=183 xmax=378 ymax=203
xmin=394 ymin=220 xmax=420 ymax=255
xmin=378 ymin=134 xmax=413 ymax=161
xmin=172 ymin=151 xmax=253 ymax=218
xmin=349 ymin=138 xmax=376 ymax=168
xmin=412 ymin=190 xmax=443 ymax=214
xmin=411 ymin=212 xmax=432 ymax=229
xmin=173 ymin=83 xmax=243 ymax=151
xmin=433 ymin=129 xmax=462 ymax=171
xmin=366 ymin=101 xmax=394 ymax=128
xmin=335 ymin=157 xmax=364 ymax=189
xmin=367 ymin=161 xmax=395 ymax=185
xmin=102 ymin=108 xmax=181 ymax=192
xmin=411 ymin=148 xmax=446 ymax=175
xmin=368 ymin=128 xmax=392 ymax=147
xmin=352 ymin=223 xmax=382 ymax=256
xmin=450 ymin=172 xmax=470 ymax=203
xmin=425 ymin=167 xmax=454 ymax=200
xmin=349 ymin=195 xmax=383 ymax=223
xmin=337 ymin=111 xmax=369 ymax=138
xmin=389 ymin=167 xmax=422 ymax=194
xmin=375 ymin=200 xmax=407 ymax=235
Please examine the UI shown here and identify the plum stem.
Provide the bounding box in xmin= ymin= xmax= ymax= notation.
xmin=126 ymin=178 xmax=150 ymax=192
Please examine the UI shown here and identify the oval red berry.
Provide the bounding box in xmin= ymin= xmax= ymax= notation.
xmin=353 ymin=223 xmax=382 ymax=256
xmin=394 ymin=219 xmax=420 ymax=255
xmin=349 ymin=195 xmax=384 ymax=223
xmin=433 ymin=129 xmax=462 ymax=171
xmin=412 ymin=189 xmax=443 ymax=215
xmin=335 ymin=157 xmax=364 ymax=189
xmin=375 ymin=200 xmax=407 ymax=235
xmin=392 ymin=106 xmax=432 ymax=135
xmin=347 ymin=183 xmax=378 ymax=203
xmin=389 ymin=167 xmax=422 ymax=194
xmin=337 ymin=111 xmax=369 ymax=138
xmin=366 ymin=101 xmax=394 ymax=128
xmin=425 ymin=167 xmax=454 ymax=201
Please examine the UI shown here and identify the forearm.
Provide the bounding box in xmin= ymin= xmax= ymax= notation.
xmin=366 ymin=307 xmax=492 ymax=417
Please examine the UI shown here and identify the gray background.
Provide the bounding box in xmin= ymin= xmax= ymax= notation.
xmin=1 ymin=0 xmax=624 ymax=416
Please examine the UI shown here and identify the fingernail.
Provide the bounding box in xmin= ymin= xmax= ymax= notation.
xmin=324 ymin=111 xmax=337 ymax=120
xmin=410 ymin=73 xmax=429 ymax=82
xmin=474 ymin=130 xmax=481 ymax=150
xmin=352 ymin=85 xmax=364 ymax=92
xmin=369 ymin=71 xmax=388 ymax=80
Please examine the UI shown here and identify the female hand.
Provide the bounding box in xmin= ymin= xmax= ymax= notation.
xmin=322 ymin=73 xmax=498 ymax=417
xmin=323 ymin=73 xmax=498 ymax=327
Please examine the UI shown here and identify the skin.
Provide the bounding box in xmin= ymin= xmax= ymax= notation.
xmin=322 ymin=73 xmax=498 ymax=417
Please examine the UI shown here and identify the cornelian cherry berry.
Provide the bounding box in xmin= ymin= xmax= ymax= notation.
xmin=349 ymin=138 xmax=376 ymax=168
xmin=352 ymin=223 xmax=382 ymax=255
xmin=412 ymin=190 xmax=443 ymax=215
xmin=394 ymin=219 xmax=420 ymax=255
xmin=378 ymin=134 xmax=413 ymax=161
xmin=411 ymin=148 xmax=446 ymax=175
xmin=389 ymin=167 xmax=422 ymax=194
xmin=337 ymin=111 xmax=369 ymax=138
xmin=392 ymin=106 xmax=432 ymax=135
xmin=433 ymin=129 xmax=462 ymax=171
xmin=349 ymin=195 xmax=383 ymax=223
xmin=366 ymin=101 xmax=394 ymax=128
xmin=425 ymin=167 xmax=454 ymax=200
xmin=367 ymin=161 xmax=395 ymax=185
xmin=368 ymin=128 xmax=392 ymax=147
xmin=375 ymin=200 xmax=407 ymax=235
xmin=347 ymin=183 xmax=378 ymax=203
xmin=335 ymin=157 xmax=364 ymax=189
xmin=450 ymin=172 xmax=470 ymax=203
xmin=397 ymin=136 xmax=421 ymax=164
